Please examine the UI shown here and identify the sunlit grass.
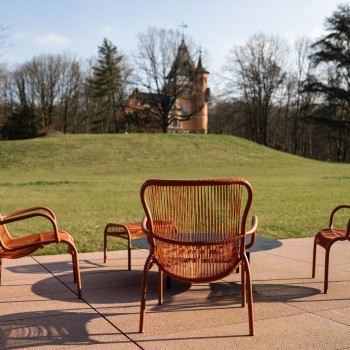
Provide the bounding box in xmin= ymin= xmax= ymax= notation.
xmin=1 ymin=133 xmax=349 ymax=255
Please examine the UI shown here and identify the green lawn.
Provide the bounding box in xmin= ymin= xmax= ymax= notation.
xmin=1 ymin=133 xmax=349 ymax=255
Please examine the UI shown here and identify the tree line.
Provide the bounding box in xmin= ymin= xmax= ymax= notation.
xmin=1 ymin=4 xmax=350 ymax=162
xmin=210 ymin=4 xmax=350 ymax=162
xmin=0 ymin=28 xmax=203 ymax=138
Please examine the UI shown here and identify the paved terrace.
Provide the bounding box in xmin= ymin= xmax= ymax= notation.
xmin=1 ymin=237 xmax=350 ymax=349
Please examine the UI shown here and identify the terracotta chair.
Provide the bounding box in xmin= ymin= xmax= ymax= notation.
xmin=103 ymin=222 xmax=145 ymax=270
xmin=312 ymin=205 xmax=350 ymax=294
xmin=0 ymin=206 xmax=82 ymax=298
xmin=139 ymin=178 xmax=258 ymax=335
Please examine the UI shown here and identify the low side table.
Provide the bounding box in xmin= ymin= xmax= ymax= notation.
xmin=104 ymin=222 xmax=146 ymax=270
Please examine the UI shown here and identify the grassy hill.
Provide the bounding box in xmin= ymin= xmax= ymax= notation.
xmin=1 ymin=133 xmax=349 ymax=255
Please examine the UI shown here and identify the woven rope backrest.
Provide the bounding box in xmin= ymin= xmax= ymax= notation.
xmin=142 ymin=178 xmax=252 ymax=238
xmin=140 ymin=178 xmax=253 ymax=282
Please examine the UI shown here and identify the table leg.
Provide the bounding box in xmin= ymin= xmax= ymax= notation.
xmin=166 ymin=275 xmax=171 ymax=288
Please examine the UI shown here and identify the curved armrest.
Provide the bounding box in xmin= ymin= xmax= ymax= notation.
xmin=245 ymin=215 xmax=258 ymax=250
xmin=346 ymin=219 xmax=350 ymax=238
xmin=2 ymin=206 xmax=56 ymax=221
xmin=141 ymin=216 xmax=150 ymax=235
xmin=246 ymin=215 xmax=258 ymax=236
xmin=0 ymin=212 xmax=60 ymax=244
xmin=329 ymin=205 xmax=350 ymax=229
xmin=141 ymin=216 xmax=155 ymax=250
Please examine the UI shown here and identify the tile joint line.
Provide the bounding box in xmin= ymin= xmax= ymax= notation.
xmin=31 ymin=256 xmax=144 ymax=350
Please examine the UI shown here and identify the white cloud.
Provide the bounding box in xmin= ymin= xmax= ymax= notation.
xmin=102 ymin=25 xmax=115 ymax=36
xmin=33 ymin=33 xmax=72 ymax=47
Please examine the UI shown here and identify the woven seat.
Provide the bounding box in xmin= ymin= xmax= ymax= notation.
xmin=104 ymin=222 xmax=146 ymax=270
xmin=312 ymin=205 xmax=350 ymax=293
xmin=139 ymin=178 xmax=258 ymax=335
xmin=0 ymin=206 xmax=82 ymax=298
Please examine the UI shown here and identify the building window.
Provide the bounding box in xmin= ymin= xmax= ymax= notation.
xmin=182 ymin=104 xmax=191 ymax=115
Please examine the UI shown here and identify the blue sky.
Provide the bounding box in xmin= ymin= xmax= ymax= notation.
xmin=1 ymin=0 xmax=343 ymax=75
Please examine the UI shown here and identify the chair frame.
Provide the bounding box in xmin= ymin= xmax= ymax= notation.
xmin=139 ymin=178 xmax=258 ymax=335
xmin=0 ymin=206 xmax=82 ymax=298
xmin=312 ymin=205 xmax=350 ymax=294
xmin=104 ymin=222 xmax=145 ymax=270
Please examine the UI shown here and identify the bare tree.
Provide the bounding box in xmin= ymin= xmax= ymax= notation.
xmin=0 ymin=65 xmax=13 ymax=132
xmin=289 ymin=37 xmax=315 ymax=156
xmin=19 ymin=54 xmax=62 ymax=128
xmin=133 ymin=27 xmax=204 ymax=133
xmin=9 ymin=54 xmax=85 ymax=133
xmin=225 ymin=33 xmax=289 ymax=146
xmin=0 ymin=23 xmax=8 ymax=57
xmin=208 ymin=96 xmax=248 ymax=136
xmin=57 ymin=56 xmax=81 ymax=133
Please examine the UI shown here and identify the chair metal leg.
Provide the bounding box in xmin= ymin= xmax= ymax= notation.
xmin=243 ymin=253 xmax=254 ymax=336
xmin=104 ymin=233 xmax=108 ymax=263
xmin=0 ymin=258 xmax=2 ymax=286
xmin=324 ymin=245 xmax=332 ymax=294
xmin=127 ymin=237 xmax=132 ymax=271
xmin=241 ymin=262 xmax=246 ymax=307
xmin=166 ymin=275 xmax=171 ymax=288
xmin=68 ymin=243 xmax=82 ymax=298
xmin=139 ymin=254 xmax=155 ymax=333
xmin=72 ymin=255 xmax=77 ymax=283
xmin=312 ymin=239 xmax=317 ymax=278
xmin=158 ymin=268 xmax=163 ymax=305
xmin=75 ymin=255 xmax=82 ymax=299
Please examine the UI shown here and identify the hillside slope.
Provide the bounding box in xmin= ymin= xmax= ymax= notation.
xmin=1 ymin=133 xmax=349 ymax=254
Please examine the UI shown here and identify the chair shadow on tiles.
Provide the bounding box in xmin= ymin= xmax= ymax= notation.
xmin=0 ymin=310 xmax=129 ymax=349
xmin=28 ymin=266 xmax=322 ymax=306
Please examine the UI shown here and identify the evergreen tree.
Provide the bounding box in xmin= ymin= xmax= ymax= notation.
xmin=305 ymin=4 xmax=350 ymax=161
xmin=88 ymin=38 xmax=125 ymax=133
xmin=2 ymin=104 xmax=37 ymax=140
xmin=2 ymin=76 xmax=38 ymax=140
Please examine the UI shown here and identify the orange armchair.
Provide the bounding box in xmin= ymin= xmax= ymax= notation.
xmin=312 ymin=205 xmax=350 ymax=294
xmin=0 ymin=206 xmax=82 ymax=298
xmin=139 ymin=178 xmax=257 ymax=335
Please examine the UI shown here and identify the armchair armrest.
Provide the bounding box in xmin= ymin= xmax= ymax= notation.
xmin=2 ymin=206 xmax=56 ymax=221
xmin=245 ymin=215 xmax=258 ymax=250
xmin=329 ymin=205 xmax=350 ymax=229
xmin=0 ymin=211 xmax=60 ymax=244
xmin=346 ymin=219 xmax=350 ymax=239
xmin=141 ymin=216 xmax=150 ymax=235
xmin=141 ymin=216 xmax=155 ymax=249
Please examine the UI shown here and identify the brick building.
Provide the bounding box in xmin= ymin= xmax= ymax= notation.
xmin=126 ymin=39 xmax=210 ymax=133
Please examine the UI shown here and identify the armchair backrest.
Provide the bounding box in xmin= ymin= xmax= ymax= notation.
xmin=140 ymin=178 xmax=254 ymax=282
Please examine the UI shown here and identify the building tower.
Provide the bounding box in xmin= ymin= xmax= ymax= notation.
xmin=126 ymin=38 xmax=210 ymax=133
xmin=181 ymin=51 xmax=210 ymax=133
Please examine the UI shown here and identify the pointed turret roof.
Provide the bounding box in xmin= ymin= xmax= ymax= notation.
xmin=196 ymin=52 xmax=209 ymax=74
xmin=177 ymin=38 xmax=193 ymax=68
xmin=167 ymin=38 xmax=194 ymax=78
